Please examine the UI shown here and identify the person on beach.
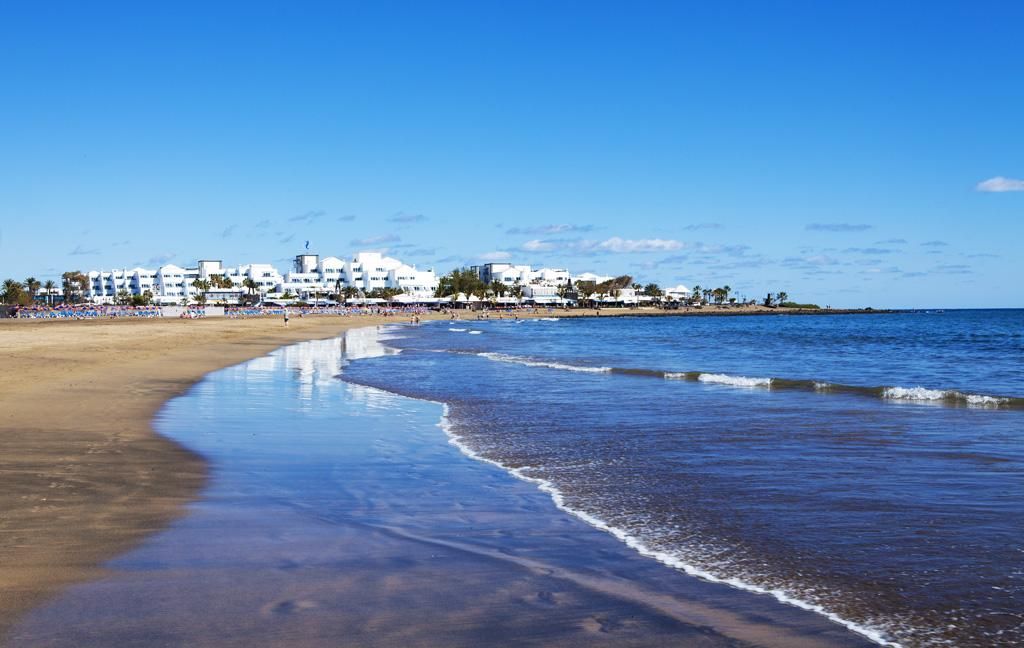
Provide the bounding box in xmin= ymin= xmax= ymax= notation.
xmin=283 ymin=310 xmax=290 ymax=327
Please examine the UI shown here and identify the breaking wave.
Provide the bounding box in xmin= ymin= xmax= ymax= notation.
xmin=478 ymin=352 xmax=612 ymax=374
xmin=460 ymin=351 xmax=1021 ymax=409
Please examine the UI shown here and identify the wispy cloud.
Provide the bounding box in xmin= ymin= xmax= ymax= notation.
xmin=506 ymin=224 xmax=596 ymax=235
xmin=806 ymin=223 xmax=873 ymax=232
xmin=337 ymin=214 xmax=357 ymax=222
xmin=289 ymin=210 xmax=326 ymax=223
xmin=407 ymin=247 xmax=437 ymax=257
xmin=976 ymin=176 xmax=1024 ymax=192
xmin=351 ymin=234 xmax=401 ymax=246
xmin=597 ymin=237 xmax=683 ymax=253
xmin=279 ymin=233 xmax=296 ymax=244
xmin=875 ymin=238 xmax=908 ymax=245
xmin=111 ymin=239 xmax=131 ymax=247
xmin=512 ymin=236 xmax=684 ymax=255
xmin=934 ymin=264 xmax=971 ymax=274
xmin=843 ymin=247 xmax=894 ymax=255
xmin=221 ymin=224 xmax=239 ymax=238
xmin=70 ymin=245 xmax=100 ymax=255
xmin=254 ymin=219 xmax=272 ymax=229
xmin=388 ymin=212 xmax=426 ymax=223
xmin=782 ymin=255 xmax=842 ymax=270
xmin=478 ymin=251 xmax=512 ymax=262
xmin=521 ymin=239 xmax=555 ymax=252
xmin=681 ymin=223 xmax=723 ymax=231
xmin=147 ymin=253 xmax=176 ymax=266
xmin=921 ymin=240 xmax=948 ymax=247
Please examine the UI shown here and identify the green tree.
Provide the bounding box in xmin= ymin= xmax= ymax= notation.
xmin=43 ymin=279 xmax=56 ymax=305
xmin=192 ymin=278 xmax=211 ymax=305
xmin=241 ymin=277 xmax=260 ymax=303
xmin=435 ymin=268 xmax=485 ymax=298
xmin=130 ymin=290 xmax=154 ymax=306
xmin=777 ymin=291 xmax=789 ymax=305
xmin=24 ymin=277 xmax=40 ymax=302
xmin=642 ymin=283 xmax=663 ymax=297
xmin=61 ymin=271 xmax=89 ymax=303
xmin=510 ymin=281 xmax=524 ymax=302
xmin=490 ymin=280 xmax=508 ymax=297
xmin=2 ymin=279 xmax=28 ymax=305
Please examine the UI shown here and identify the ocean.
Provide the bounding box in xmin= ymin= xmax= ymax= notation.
xmin=342 ymin=310 xmax=1024 ymax=647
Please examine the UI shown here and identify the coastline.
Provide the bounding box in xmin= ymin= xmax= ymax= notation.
xmin=0 ymin=305 xmax=887 ymax=641
xmin=0 ymin=314 xmax=420 ymax=640
xmin=7 ymin=327 xmax=876 ymax=647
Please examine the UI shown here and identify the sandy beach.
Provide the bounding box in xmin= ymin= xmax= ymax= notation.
xmin=0 ymin=314 xmax=424 ymax=639
xmin=0 ymin=306 xmax=875 ymax=643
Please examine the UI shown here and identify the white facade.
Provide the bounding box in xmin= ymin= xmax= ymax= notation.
xmin=664 ymin=284 xmax=692 ymax=301
xmin=572 ymin=271 xmax=615 ymax=285
xmin=82 ymin=251 xmax=438 ymax=304
xmin=472 ymin=263 xmax=572 ymax=287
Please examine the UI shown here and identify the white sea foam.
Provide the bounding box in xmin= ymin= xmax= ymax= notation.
xmin=448 ymin=327 xmax=467 ymax=332
xmin=964 ymin=393 xmax=1009 ymax=406
xmin=664 ymin=372 xmax=690 ymax=380
xmin=539 ymin=317 xmax=561 ymax=322
xmin=882 ymin=386 xmax=1009 ymax=408
xmin=434 ymin=403 xmax=898 ymax=648
xmin=698 ymin=373 xmax=773 ymax=388
xmin=478 ymin=352 xmax=612 ymax=374
xmin=468 ymin=330 xmax=483 ymax=335
xmin=882 ymin=386 xmax=946 ymax=401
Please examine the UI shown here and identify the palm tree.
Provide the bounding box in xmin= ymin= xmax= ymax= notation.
xmin=24 ymin=277 xmax=40 ymax=302
xmin=722 ymin=285 xmax=731 ymax=303
xmin=242 ymin=277 xmax=258 ymax=300
xmin=777 ymin=291 xmax=789 ymax=305
xmin=43 ymin=279 xmax=56 ymax=305
xmin=192 ymin=278 xmax=211 ymax=304
xmin=2 ymin=279 xmax=25 ymax=305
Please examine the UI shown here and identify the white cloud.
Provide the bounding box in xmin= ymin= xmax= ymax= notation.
xmin=597 ymin=237 xmax=683 ymax=253
xmin=521 ymin=239 xmax=554 ymax=252
xmin=478 ymin=251 xmax=512 ymax=262
xmin=351 ymin=234 xmax=401 ymax=246
xmin=976 ymin=176 xmax=1024 ymax=192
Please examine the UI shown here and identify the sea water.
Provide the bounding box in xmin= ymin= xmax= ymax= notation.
xmin=342 ymin=310 xmax=1024 ymax=647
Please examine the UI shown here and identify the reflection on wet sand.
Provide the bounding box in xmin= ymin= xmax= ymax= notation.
xmin=8 ymin=332 xmax=874 ymax=647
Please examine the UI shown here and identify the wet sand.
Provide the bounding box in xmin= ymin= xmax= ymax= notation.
xmin=6 ymin=333 xmax=875 ymax=647
xmin=0 ymin=314 xmax=434 ymax=640
xmin=1 ymin=309 xmax=877 ymax=646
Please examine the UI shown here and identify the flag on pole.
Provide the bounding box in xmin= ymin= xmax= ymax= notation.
xmin=305 ymin=240 xmax=310 ymax=250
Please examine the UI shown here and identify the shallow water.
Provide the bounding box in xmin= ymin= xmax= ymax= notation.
xmin=8 ymin=331 xmax=872 ymax=647
xmin=341 ymin=311 xmax=1024 ymax=647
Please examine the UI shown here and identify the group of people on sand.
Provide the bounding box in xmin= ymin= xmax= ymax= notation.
xmin=12 ymin=304 xmax=163 ymax=319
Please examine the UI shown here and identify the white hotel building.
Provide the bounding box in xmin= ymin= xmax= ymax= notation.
xmin=83 ymin=252 xmax=439 ymax=304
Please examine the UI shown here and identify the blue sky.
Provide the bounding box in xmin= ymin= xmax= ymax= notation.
xmin=1 ymin=1 xmax=1021 ymax=308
